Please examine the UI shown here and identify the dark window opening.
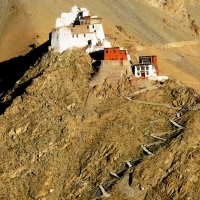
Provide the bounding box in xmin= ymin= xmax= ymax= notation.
xmin=88 ymin=40 xmax=92 ymax=45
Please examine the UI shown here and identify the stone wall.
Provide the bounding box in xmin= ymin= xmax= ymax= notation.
xmin=90 ymin=60 xmax=132 ymax=86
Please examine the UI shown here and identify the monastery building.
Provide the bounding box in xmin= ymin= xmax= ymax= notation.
xmin=50 ymin=4 xmax=111 ymax=53
xmin=50 ymin=5 xmax=168 ymax=84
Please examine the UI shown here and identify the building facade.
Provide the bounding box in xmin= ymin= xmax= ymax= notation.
xmin=50 ymin=5 xmax=111 ymax=53
xmin=133 ymin=55 xmax=159 ymax=78
xmin=104 ymin=47 xmax=131 ymax=60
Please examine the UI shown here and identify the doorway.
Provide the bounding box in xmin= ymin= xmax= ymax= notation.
xmin=141 ymin=72 xmax=145 ymax=78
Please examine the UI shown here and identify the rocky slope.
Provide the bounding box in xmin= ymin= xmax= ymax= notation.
xmin=0 ymin=1 xmax=200 ymax=200
xmin=0 ymin=49 xmax=200 ymax=199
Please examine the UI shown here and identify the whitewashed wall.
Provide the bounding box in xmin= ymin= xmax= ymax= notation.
xmin=56 ymin=12 xmax=78 ymax=28
xmin=51 ymin=5 xmax=109 ymax=53
xmin=72 ymin=32 xmax=96 ymax=48
xmin=55 ymin=5 xmax=90 ymax=28
xmin=51 ymin=27 xmax=73 ymax=53
xmin=87 ymin=24 xmax=105 ymax=42
xmin=135 ymin=64 xmax=157 ymax=77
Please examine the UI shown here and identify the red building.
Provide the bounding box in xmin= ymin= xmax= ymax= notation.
xmin=104 ymin=47 xmax=128 ymax=60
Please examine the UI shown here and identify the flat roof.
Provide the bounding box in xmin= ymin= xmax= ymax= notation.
xmin=79 ymin=17 xmax=103 ymax=21
xmin=133 ymin=63 xmax=154 ymax=66
xmin=139 ymin=55 xmax=157 ymax=58
xmin=104 ymin=47 xmax=120 ymax=49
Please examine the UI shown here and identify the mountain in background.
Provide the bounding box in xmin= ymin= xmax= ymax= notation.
xmin=1 ymin=0 xmax=200 ymax=89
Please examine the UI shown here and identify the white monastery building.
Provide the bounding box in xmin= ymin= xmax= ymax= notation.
xmin=50 ymin=5 xmax=168 ymax=83
xmin=133 ymin=56 xmax=168 ymax=81
xmin=50 ymin=4 xmax=111 ymax=53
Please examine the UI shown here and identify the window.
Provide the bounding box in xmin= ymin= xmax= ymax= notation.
xmin=141 ymin=57 xmax=150 ymax=64
xmin=141 ymin=66 xmax=145 ymax=70
xmin=84 ymin=34 xmax=86 ymax=37
xmin=77 ymin=35 xmax=78 ymax=38
xmin=146 ymin=72 xmax=149 ymax=75
xmin=114 ymin=49 xmax=116 ymax=53
xmin=106 ymin=50 xmax=108 ymax=53
xmin=93 ymin=25 xmax=94 ymax=28
xmin=72 ymin=35 xmax=74 ymax=38
xmin=146 ymin=67 xmax=149 ymax=70
xmin=137 ymin=72 xmax=140 ymax=76
xmin=87 ymin=26 xmax=89 ymax=29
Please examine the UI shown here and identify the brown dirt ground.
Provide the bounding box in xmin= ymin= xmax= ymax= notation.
xmin=0 ymin=1 xmax=200 ymax=200
xmin=0 ymin=49 xmax=200 ymax=199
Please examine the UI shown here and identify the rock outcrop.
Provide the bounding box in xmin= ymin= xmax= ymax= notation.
xmin=0 ymin=49 xmax=200 ymax=199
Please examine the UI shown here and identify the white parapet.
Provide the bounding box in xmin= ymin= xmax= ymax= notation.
xmin=103 ymin=39 xmax=111 ymax=48
xmin=55 ymin=5 xmax=90 ymax=28
xmin=71 ymin=4 xmax=80 ymax=13
xmin=156 ymin=76 xmax=169 ymax=81
xmin=148 ymin=76 xmax=169 ymax=82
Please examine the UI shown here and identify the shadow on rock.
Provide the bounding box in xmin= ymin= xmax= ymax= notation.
xmin=0 ymin=40 xmax=50 ymax=114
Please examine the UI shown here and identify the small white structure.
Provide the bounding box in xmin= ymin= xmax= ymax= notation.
xmin=134 ymin=64 xmax=157 ymax=78
xmin=132 ymin=56 xmax=168 ymax=81
xmin=50 ymin=4 xmax=111 ymax=53
xmin=55 ymin=5 xmax=89 ymax=28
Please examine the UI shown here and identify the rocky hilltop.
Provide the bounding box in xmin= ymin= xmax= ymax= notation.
xmin=0 ymin=48 xmax=200 ymax=199
xmin=0 ymin=1 xmax=200 ymax=200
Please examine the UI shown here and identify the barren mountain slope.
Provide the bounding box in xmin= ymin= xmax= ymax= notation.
xmin=0 ymin=49 xmax=200 ymax=200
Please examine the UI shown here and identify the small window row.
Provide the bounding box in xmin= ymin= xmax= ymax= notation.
xmin=72 ymin=34 xmax=86 ymax=38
